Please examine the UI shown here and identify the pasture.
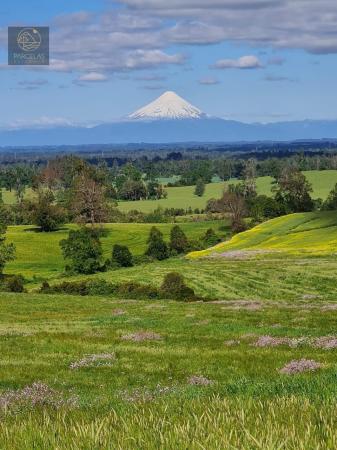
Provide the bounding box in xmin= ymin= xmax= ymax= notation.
xmin=118 ymin=170 xmax=337 ymax=213
xmin=5 ymin=220 xmax=226 ymax=282
xmin=1 ymin=210 xmax=337 ymax=448
xmin=3 ymin=170 xmax=337 ymax=214
xmin=0 ymin=291 xmax=336 ymax=448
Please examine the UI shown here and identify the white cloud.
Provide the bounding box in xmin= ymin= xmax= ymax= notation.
xmin=78 ymin=72 xmax=108 ymax=82
xmin=2 ymin=0 xmax=337 ymax=80
xmin=213 ymin=55 xmax=262 ymax=70
xmin=119 ymin=0 xmax=337 ymax=54
xmin=4 ymin=116 xmax=75 ymax=130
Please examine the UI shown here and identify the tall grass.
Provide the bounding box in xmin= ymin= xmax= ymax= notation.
xmin=1 ymin=396 xmax=336 ymax=449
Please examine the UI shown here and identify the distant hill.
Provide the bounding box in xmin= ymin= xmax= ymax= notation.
xmin=2 ymin=118 xmax=337 ymax=146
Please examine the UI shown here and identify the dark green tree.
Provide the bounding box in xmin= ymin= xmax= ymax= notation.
xmin=169 ymin=225 xmax=189 ymax=254
xmin=32 ymin=190 xmax=66 ymax=232
xmin=242 ymin=159 xmax=257 ymax=198
xmin=323 ymin=183 xmax=337 ymax=210
xmin=202 ymin=228 xmax=221 ymax=247
xmin=118 ymin=179 xmax=147 ymax=201
xmin=273 ymin=167 xmax=314 ymax=213
xmin=112 ymin=244 xmax=133 ymax=267
xmin=60 ymin=227 xmax=102 ymax=274
xmin=194 ymin=178 xmax=206 ymax=197
xmin=160 ymin=272 xmax=195 ymax=301
xmin=145 ymin=226 xmax=169 ymax=260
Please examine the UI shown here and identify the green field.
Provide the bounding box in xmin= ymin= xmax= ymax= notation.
xmin=117 ymin=170 xmax=337 ymax=213
xmin=1 ymin=211 xmax=337 ymax=448
xmin=5 ymin=221 xmax=226 ymax=282
xmin=0 ymin=291 xmax=336 ymax=448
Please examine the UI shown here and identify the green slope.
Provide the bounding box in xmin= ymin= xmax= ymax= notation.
xmin=188 ymin=211 xmax=337 ymax=258
xmin=5 ymin=220 xmax=226 ymax=281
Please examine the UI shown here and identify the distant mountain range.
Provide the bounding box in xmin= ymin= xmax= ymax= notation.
xmin=1 ymin=91 xmax=337 ymax=146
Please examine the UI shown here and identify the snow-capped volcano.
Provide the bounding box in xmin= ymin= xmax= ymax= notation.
xmin=128 ymin=91 xmax=205 ymax=120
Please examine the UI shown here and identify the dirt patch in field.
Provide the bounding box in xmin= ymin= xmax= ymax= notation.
xmin=69 ymin=353 xmax=115 ymax=370
xmin=196 ymin=320 xmax=210 ymax=326
xmin=321 ymin=304 xmax=337 ymax=311
xmin=302 ymin=294 xmax=321 ymax=300
xmin=214 ymin=300 xmax=263 ymax=311
xmin=121 ymin=331 xmax=162 ymax=342
xmin=112 ymin=309 xmax=126 ymax=316
xmin=0 ymin=383 xmax=78 ymax=411
xmin=313 ymin=336 xmax=337 ymax=349
xmin=279 ymin=359 xmax=323 ymax=375
xmin=253 ymin=335 xmax=306 ymax=348
xmin=224 ymin=339 xmax=240 ymax=346
xmin=188 ymin=375 xmax=214 ymax=386
xmin=210 ymin=250 xmax=278 ymax=260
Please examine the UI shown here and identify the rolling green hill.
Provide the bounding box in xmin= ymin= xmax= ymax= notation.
xmin=5 ymin=220 xmax=226 ymax=281
xmin=188 ymin=211 xmax=337 ymax=258
xmin=29 ymin=211 xmax=337 ymax=302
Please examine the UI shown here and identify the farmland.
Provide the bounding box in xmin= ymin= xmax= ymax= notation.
xmin=0 ymin=290 xmax=336 ymax=449
xmin=5 ymin=220 xmax=225 ymax=282
xmin=2 ymin=170 xmax=337 ymax=214
xmin=117 ymin=170 xmax=337 ymax=212
xmin=1 ymin=206 xmax=337 ymax=448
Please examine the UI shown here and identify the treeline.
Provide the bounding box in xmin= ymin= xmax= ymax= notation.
xmin=0 ymin=153 xmax=337 ymax=228
xmin=1 ymin=152 xmax=337 ymax=196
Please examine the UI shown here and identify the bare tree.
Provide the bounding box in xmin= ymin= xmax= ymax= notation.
xmin=71 ymin=175 xmax=109 ymax=226
xmin=218 ymin=186 xmax=247 ymax=232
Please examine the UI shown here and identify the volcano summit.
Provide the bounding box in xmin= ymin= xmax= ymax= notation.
xmin=128 ymin=91 xmax=205 ymax=120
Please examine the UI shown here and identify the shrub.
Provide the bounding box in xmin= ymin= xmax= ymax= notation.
xmin=112 ymin=244 xmax=133 ymax=267
xmin=60 ymin=227 xmax=103 ymax=274
xmin=3 ymin=275 xmax=25 ymax=293
xmin=160 ymin=272 xmax=196 ymax=301
xmin=45 ymin=281 xmax=89 ymax=296
xmin=169 ymin=225 xmax=189 ymax=254
xmin=201 ymin=228 xmax=221 ymax=247
xmin=117 ymin=282 xmax=159 ymax=299
xmin=145 ymin=227 xmax=169 ymax=260
xmin=323 ymin=183 xmax=337 ymax=210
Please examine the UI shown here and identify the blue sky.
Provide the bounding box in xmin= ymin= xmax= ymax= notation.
xmin=1 ymin=0 xmax=337 ymax=128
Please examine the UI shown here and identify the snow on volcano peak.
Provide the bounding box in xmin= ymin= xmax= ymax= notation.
xmin=128 ymin=91 xmax=204 ymax=120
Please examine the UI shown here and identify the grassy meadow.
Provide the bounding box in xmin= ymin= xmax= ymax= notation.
xmin=0 ymin=291 xmax=336 ymax=449
xmin=5 ymin=220 xmax=226 ymax=282
xmin=1 ymin=204 xmax=337 ymax=447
